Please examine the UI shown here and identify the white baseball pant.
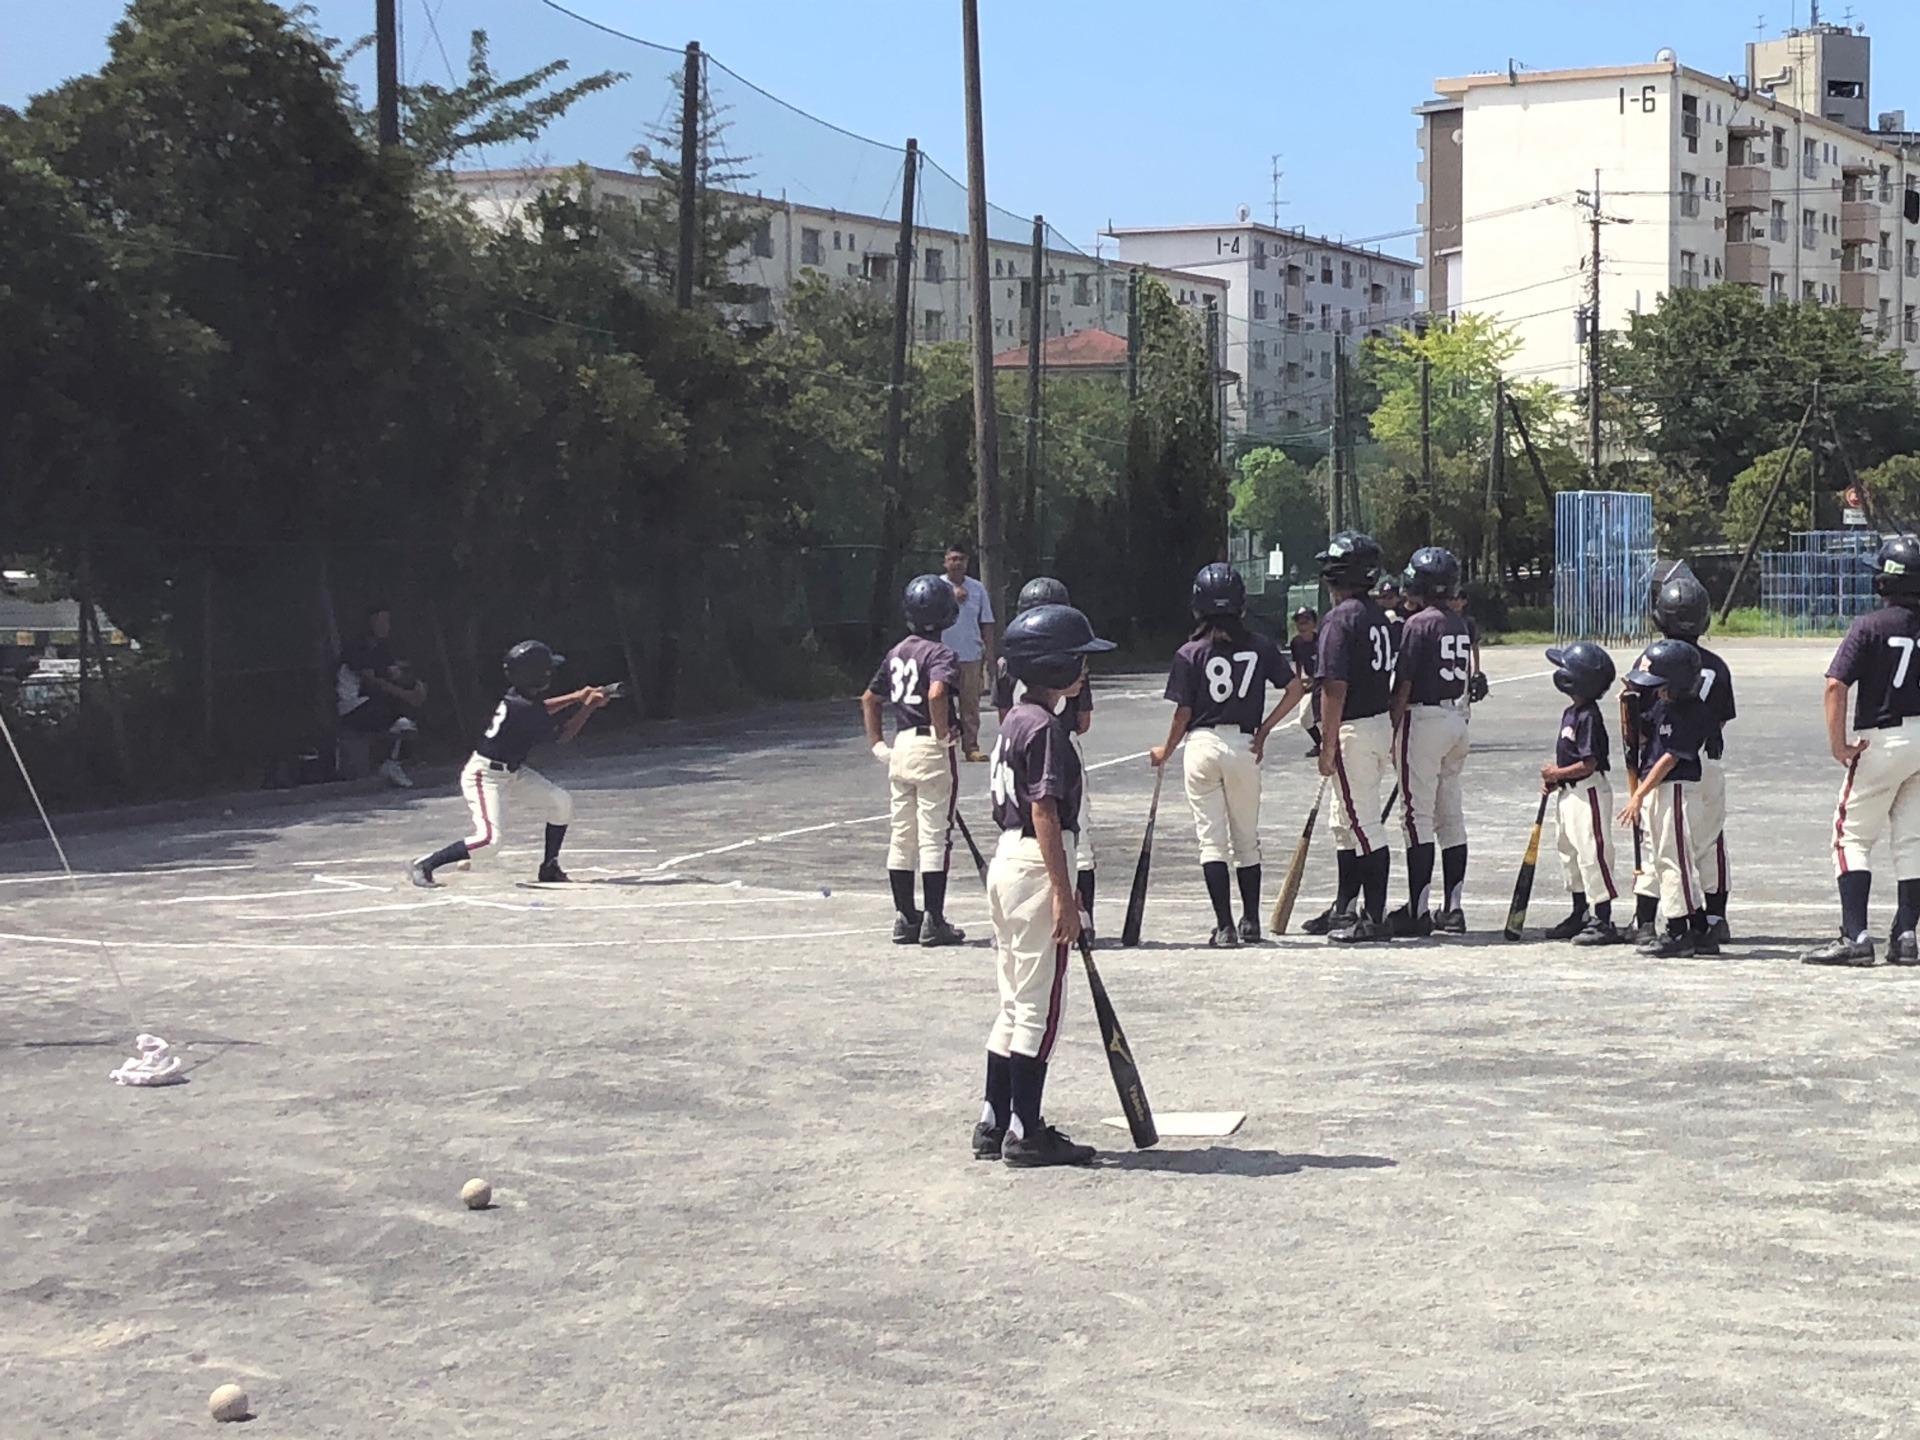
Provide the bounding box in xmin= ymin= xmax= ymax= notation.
xmin=1398 ymin=702 xmax=1470 ymax=850
xmin=460 ymin=754 xmax=572 ymax=864
xmin=1554 ymin=775 xmax=1620 ymax=902
xmin=1643 ymin=779 xmax=1707 ymax=919
xmin=1182 ymin=726 xmax=1262 ymax=867
xmin=986 ymin=830 xmax=1078 ymax=1060
xmin=1831 ymin=727 xmax=1920 ymax=879
xmin=1072 ymin=734 xmax=1095 ymax=875
xmin=1330 ymin=713 xmax=1393 ymax=856
xmin=1697 ymin=755 xmax=1729 ymax=897
xmin=886 ymin=731 xmax=957 ymax=873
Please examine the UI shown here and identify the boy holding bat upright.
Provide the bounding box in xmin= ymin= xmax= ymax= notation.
xmin=1617 ymin=639 xmax=1716 ymax=958
xmin=975 ymin=603 xmax=1114 ymax=1168
xmin=1538 ymin=642 xmax=1626 ymax=946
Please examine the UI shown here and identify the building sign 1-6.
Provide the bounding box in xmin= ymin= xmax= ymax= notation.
xmin=1619 ymin=84 xmax=1657 ymax=114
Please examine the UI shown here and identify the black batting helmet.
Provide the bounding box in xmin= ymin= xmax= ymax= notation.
xmin=1002 ymin=603 xmax=1115 ymax=689
xmin=1403 ymin=546 xmax=1462 ymax=603
xmin=1869 ymin=535 xmax=1920 ymax=598
xmin=503 ymin=640 xmax=563 ymax=698
xmin=902 ymin=574 xmax=960 ymax=634
xmin=1191 ymin=563 xmax=1247 ymax=619
xmin=1546 ymin=642 xmax=1616 ymax=704
xmin=1316 ymin=531 xmax=1383 ymax=590
xmin=1652 ymin=573 xmax=1712 ymax=640
xmin=1292 ymin=606 xmax=1317 ymax=623
xmin=1016 ymin=576 xmax=1071 ymax=613
xmin=1624 ymin=638 xmax=1702 ymax=699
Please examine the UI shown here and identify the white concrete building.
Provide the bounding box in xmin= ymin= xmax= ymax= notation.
xmin=1104 ymin=221 xmax=1420 ymax=440
xmin=447 ymin=166 xmax=1227 ymax=353
xmin=1415 ymin=29 xmax=1920 ymax=403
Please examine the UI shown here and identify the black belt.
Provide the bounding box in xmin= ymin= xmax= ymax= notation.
xmin=484 ymin=759 xmax=513 ymax=773
xmin=1191 ymin=722 xmax=1258 ymax=735
xmin=909 ymin=725 xmax=932 ymax=736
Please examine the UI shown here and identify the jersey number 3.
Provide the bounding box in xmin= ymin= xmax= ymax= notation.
xmin=888 ymin=657 xmax=923 ymax=706
xmin=483 ymin=701 xmax=508 ymax=739
xmin=1204 ymin=651 xmax=1259 ymax=703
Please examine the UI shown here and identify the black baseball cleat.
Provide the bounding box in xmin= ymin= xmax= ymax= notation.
xmin=406 ymin=858 xmax=438 ymax=889
xmin=1803 ymin=936 xmax=1876 ymax=967
xmin=537 ymin=860 xmax=570 ymax=884
xmin=1001 ymin=1124 xmax=1096 ymax=1168
xmin=1330 ymin=912 xmax=1392 ymax=944
xmin=1691 ymin=930 xmax=1721 ymax=958
xmin=919 ymin=917 xmax=966 ymax=947
xmin=1305 ymin=743 xmax=1322 ymax=758
xmin=891 ymin=915 xmax=923 ymax=945
xmin=1387 ymin=904 xmax=1433 ymax=939
xmin=1301 ymin=905 xmax=1352 ymax=936
xmin=1706 ymin=915 xmax=1733 ymax=946
xmin=1890 ymin=932 xmax=1920 ymax=966
xmin=1432 ymin=908 xmax=1466 ymax=935
xmin=1237 ymin=914 xmax=1262 ymax=945
xmin=1209 ymin=923 xmax=1241 ymax=948
xmin=1624 ymin=920 xmax=1658 ymax=945
xmin=1643 ymin=929 xmax=1697 ymax=959
xmin=1545 ymin=911 xmax=1590 ymax=941
xmin=971 ymin=1122 xmax=1007 ymax=1160
xmin=1571 ymin=917 xmax=1626 ymax=946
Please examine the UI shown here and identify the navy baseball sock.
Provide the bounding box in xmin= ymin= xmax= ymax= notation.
xmin=1334 ymin=849 xmax=1359 ymax=912
xmin=1667 ymin=917 xmax=1689 ymax=939
xmin=543 ymin=824 xmax=567 ymax=864
xmin=1594 ymin=900 xmax=1612 ymax=924
xmin=1706 ymin=892 xmax=1728 ymax=919
xmin=1636 ymin=894 xmax=1659 ymax=926
xmin=1008 ymin=1052 xmax=1047 ymax=1139
xmin=1236 ymin=865 xmax=1262 ymax=920
xmin=1077 ymin=870 xmax=1095 ymax=917
xmin=1407 ymin=842 xmax=1435 ymax=914
xmin=1361 ymin=849 xmax=1390 ymax=922
xmin=421 ymin=840 xmax=468 ymax=874
xmin=1894 ymin=879 xmax=1920 ymax=937
xmin=1202 ymin=861 xmax=1234 ymax=928
xmin=1441 ymin=844 xmax=1467 ymax=911
xmin=1839 ymin=871 xmax=1872 ymax=942
xmin=1566 ymin=892 xmax=1590 ymax=921
xmin=921 ymin=871 xmax=949 ymax=923
xmin=982 ymin=1051 xmax=1012 ymax=1130
xmin=888 ymin=870 xmax=921 ymax=921
xmin=1689 ymin=910 xmax=1710 ymax=935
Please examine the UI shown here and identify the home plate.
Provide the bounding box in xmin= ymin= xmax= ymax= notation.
xmin=1103 ymin=1111 xmax=1244 ymax=1138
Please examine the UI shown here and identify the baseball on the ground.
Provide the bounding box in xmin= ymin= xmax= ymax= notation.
xmin=207 ymin=1384 xmax=250 ymax=1422
xmin=460 ymin=1178 xmax=492 ymax=1209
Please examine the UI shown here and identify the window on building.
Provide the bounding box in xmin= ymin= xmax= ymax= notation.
xmin=1881 ymin=165 xmax=1895 ymax=204
xmin=925 ymin=247 xmax=945 ymax=283
xmin=1320 ymin=350 xmax=1333 ymax=379
xmin=1802 ymin=138 xmax=1820 ymax=179
xmin=1253 ymin=289 xmax=1268 ymax=319
xmin=1340 ymin=259 xmax=1353 ymax=288
xmin=1770 ymin=199 xmax=1788 ymax=241
xmin=1908 ymin=239 xmax=1919 ymax=278
xmin=1111 ymin=278 xmax=1128 ymax=313
xmin=1319 ymin=302 xmax=1332 ymax=330
xmin=1679 ymin=173 xmax=1699 ymax=218
xmin=1019 ymin=278 xmax=1032 ymax=309
xmin=800 ymin=228 xmax=823 ymax=265
xmin=833 ymin=230 xmax=843 ymax=250
xmin=1880 ymin=233 xmax=1893 ymax=272
xmin=1878 ymin=299 xmax=1893 ymax=338
xmin=1252 ymin=339 xmax=1267 ymax=370
xmin=1802 ymin=208 xmax=1818 ymax=249
xmin=1400 ymin=275 xmax=1412 ymax=298
xmin=923 ymin=310 xmax=945 ymax=342
xmin=864 ymin=254 xmax=892 ymax=283
xmin=1906 ymin=304 xmax=1919 ymax=343
xmin=1804 ymin=279 xmax=1819 ymax=300
xmin=1286 ymin=360 xmax=1302 ymax=384
xmin=994 ymin=258 xmax=1003 ymax=277
xmin=1829 ymin=79 xmax=1864 ymax=99
xmin=1250 ymin=389 xmax=1268 ymax=420
xmin=1681 ymin=93 xmax=1700 ymax=152
xmin=749 ymin=218 xmax=774 ymax=258
xmin=1072 ymin=274 xmax=1092 ymax=306
xmin=1680 ymin=250 xmax=1698 ymax=288
xmin=1772 ymin=125 xmax=1790 ymax=168
xmin=1254 ymin=238 xmax=1268 ymax=270
xmin=1770 ymin=272 xmax=1787 ymax=303
xmin=1320 ymin=258 xmax=1333 ymax=284
xmin=1340 ymin=307 xmax=1352 ymax=333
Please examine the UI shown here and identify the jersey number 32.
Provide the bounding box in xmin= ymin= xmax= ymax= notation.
xmin=888 ymin=657 xmax=923 ymax=706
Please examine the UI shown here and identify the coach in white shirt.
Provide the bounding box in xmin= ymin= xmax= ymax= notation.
xmin=939 ymin=542 xmax=996 ymax=761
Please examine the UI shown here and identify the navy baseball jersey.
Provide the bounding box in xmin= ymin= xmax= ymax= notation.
xmin=475 ymin=690 xmax=559 ymax=769
xmin=1317 ymin=596 xmax=1395 ymax=720
xmin=1385 ymin=611 xmax=1407 ymax=679
xmin=1164 ymin=633 xmax=1293 ymax=732
xmin=990 ymin=656 xmax=1093 ymax=719
xmin=1288 ymin=633 xmax=1318 ymax=680
xmin=1645 ymin=695 xmax=1710 ymax=783
xmin=1398 ymin=606 xmax=1473 ymax=705
xmin=1555 ymin=701 xmax=1610 ymax=774
xmin=1692 ymin=642 xmax=1736 ymax=760
xmin=990 ymin=702 xmax=1083 ymax=837
xmin=868 ymin=634 xmax=959 ymax=734
xmin=1829 ymin=604 xmax=1920 ymax=731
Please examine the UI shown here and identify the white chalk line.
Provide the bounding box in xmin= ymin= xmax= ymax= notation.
xmin=0 ymin=862 xmax=256 ymax=888
xmin=0 ymin=924 xmax=895 ymax=953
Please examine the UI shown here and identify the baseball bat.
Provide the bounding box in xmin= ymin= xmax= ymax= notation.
xmin=1271 ymin=776 xmax=1329 ymax=934
xmin=1380 ymin=784 xmax=1399 ymax=825
xmin=1120 ymin=763 xmax=1165 ymax=948
xmin=953 ymin=810 xmax=990 ymax=891
xmin=1502 ymin=790 xmax=1554 ymax=941
xmin=1079 ymin=934 xmax=1156 ymax=1148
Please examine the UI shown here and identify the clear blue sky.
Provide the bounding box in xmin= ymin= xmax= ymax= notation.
xmin=7 ymin=0 xmax=1918 ymax=258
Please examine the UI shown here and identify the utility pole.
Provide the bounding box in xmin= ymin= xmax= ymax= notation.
xmin=1721 ymin=398 xmax=1817 ymax=620
xmin=676 ymin=42 xmax=702 ymax=311
xmin=1126 ymin=269 xmax=1140 ymax=402
xmin=1206 ymin=302 xmax=1224 ymax=467
xmin=1484 ymin=378 xmax=1507 ymax=588
xmin=960 ymin=0 xmax=1005 ymax=622
xmin=1419 ymin=353 xmax=1433 ymax=522
xmin=375 ymin=0 xmax=400 ymax=146
xmin=1809 ymin=378 xmax=1823 ymax=526
xmin=1024 ymin=214 xmax=1045 ymax=566
xmin=871 ymin=138 xmax=919 ymax=637
xmin=1331 ymin=334 xmax=1348 ymax=533
xmin=1585 ymin=170 xmax=1604 ymax=483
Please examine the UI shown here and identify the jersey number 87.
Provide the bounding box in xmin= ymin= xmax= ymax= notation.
xmin=1204 ymin=651 xmax=1259 ymax=702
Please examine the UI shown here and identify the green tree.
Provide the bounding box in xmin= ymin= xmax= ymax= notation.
xmin=1858 ymin=455 xmax=1920 ymax=529
xmin=1231 ymin=448 xmax=1325 ymax=578
xmin=1722 ymin=446 xmax=1815 ymax=553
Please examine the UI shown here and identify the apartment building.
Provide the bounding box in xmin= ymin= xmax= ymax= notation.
xmin=1105 ymin=219 xmax=1420 ymax=438
xmin=447 ymin=166 xmax=1226 ymax=352
xmin=1415 ymin=25 xmax=1920 ymax=399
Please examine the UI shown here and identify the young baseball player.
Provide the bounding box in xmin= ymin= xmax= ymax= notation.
xmin=1651 ymin=573 xmax=1735 ymax=943
xmin=1299 ymin=533 xmax=1397 ymax=944
xmin=407 ymin=641 xmax=607 ymax=887
xmin=1616 ymin=639 xmax=1716 ymax=958
xmin=1804 ymin=535 xmax=1920 ymax=967
xmin=993 ymin=577 xmax=1097 ymax=933
xmin=1539 ymin=642 xmax=1625 ymax=946
xmin=862 ymin=574 xmax=965 ymax=948
xmin=1387 ymin=547 xmax=1471 ymax=937
xmin=1149 ymin=563 xmax=1308 ymax=947
xmin=1289 ymin=606 xmax=1322 ymax=757
xmin=1377 ymin=576 xmax=1407 ymax=687
xmin=975 ymin=602 xmax=1114 ymax=1168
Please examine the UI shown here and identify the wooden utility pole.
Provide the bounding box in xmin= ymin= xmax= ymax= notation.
xmin=1586 ymin=171 xmax=1603 ymax=483
xmin=1024 ymin=214 xmax=1045 ymax=565
xmin=960 ymin=0 xmax=1005 ymax=618
xmin=1483 ymin=378 xmax=1507 ymax=587
xmin=676 ymin=42 xmax=701 ymax=311
xmin=1126 ymin=269 xmax=1140 ymax=402
xmin=375 ymin=0 xmax=400 ymax=146
xmin=1331 ymin=333 xmax=1348 ymax=533
xmin=872 ymin=138 xmax=919 ymax=635
xmin=1419 ymin=353 xmax=1433 ymax=519
xmin=1721 ymin=397 xmax=1817 ymax=620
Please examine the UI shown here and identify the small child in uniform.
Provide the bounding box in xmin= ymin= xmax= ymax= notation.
xmin=1617 ymin=639 xmax=1717 ymax=958
xmin=1539 ymin=642 xmax=1625 ymax=946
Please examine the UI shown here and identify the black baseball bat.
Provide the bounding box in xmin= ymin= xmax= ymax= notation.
xmin=1503 ymin=790 xmax=1554 ymax=941
xmin=1380 ymin=784 xmax=1399 ymax=825
xmin=953 ymin=809 xmax=990 ymax=891
xmin=1079 ymin=934 xmax=1156 ymax=1148
xmin=1120 ymin=763 xmax=1165 ymax=948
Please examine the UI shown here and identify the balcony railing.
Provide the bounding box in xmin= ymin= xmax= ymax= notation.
xmin=1682 ymin=113 xmax=1701 ymax=140
xmin=1771 ymin=217 xmax=1789 ymax=242
xmin=1773 ymin=144 xmax=1791 ymax=168
xmin=1907 ymin=319 xmax=1920 ymax=343
xmin=1802 ymin=224 xmax=1818 ymax=249
xmin=1909 ymin=256 xmax=1920 ymax=278
xmin=1803 ymin=154 xmax=1821 ymax=179
xmin=1680 ymin=193 xmax=1701 ymax=218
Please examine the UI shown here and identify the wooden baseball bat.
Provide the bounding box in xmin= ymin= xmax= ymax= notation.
xmin=1502 ymin=790 xmax=1554 ymax=941
xmin=953 ymin=810 xmax=990 ymax=891
xmin=1080 ymin=934 xmax=1157 ymax=1148
xmin=1119 ymin=763 xmax=1165 ymax=948
xmin=1271 ymin=776 xmax=1329 ymax=934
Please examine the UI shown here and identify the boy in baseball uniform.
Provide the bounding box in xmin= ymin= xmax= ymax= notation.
xmin=1540 ymin=642 xmax=1625 ymax=946
xmin=1388 ymin=547 xmax=1472 ymax=937
xmin=1617 ymin=639 xmax=1716 ymax=958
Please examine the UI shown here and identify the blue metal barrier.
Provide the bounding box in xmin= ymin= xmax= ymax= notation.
xmin=1554 ymin=491 xmax=1657 ymax=644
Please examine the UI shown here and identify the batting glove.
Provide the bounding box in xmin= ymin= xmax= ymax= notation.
xmin=871 ymin=741 xmax=891 ymax=762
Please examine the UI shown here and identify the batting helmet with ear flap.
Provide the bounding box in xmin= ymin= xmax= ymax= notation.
xmin=1624 ymin=638 xmax=1702 ymax=699
xmin=1316 ymin=531 xmax=1383 ymax=590
xmin=902 ymin=574 xmax=960 ymax=633
xmin=1403 ymin=546 xmax=1462 ymax=603
xmin=503 ymin=640 xmax=563 ymax=698
xmin=1545 ymin=642 xmax=1616 ymax=703
xmin=1017 ymin=576 xmax=1071 ymax=612
xmin=1869 ymin=535 xmax=1920 ymax=598
xmin=1002 ymin=604 xmax=1115 ymax=688
xmin=1652 ymin=573 xmax=1712 ymax=639
xmin=1190 ymin=563 xmax=1247 ymax=619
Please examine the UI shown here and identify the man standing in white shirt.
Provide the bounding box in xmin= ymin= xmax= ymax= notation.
xmin=940 ymin=542 xmax=996 ymax=761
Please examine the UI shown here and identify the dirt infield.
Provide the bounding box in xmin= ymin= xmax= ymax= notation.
xmin=7 ymin=639 xmax=1920 ymax=1438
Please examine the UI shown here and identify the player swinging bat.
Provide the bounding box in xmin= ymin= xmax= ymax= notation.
xmin=1503 ymin=790 xmax=1554 ymax=940
xmin=1120 ymin=764 xmax=1164 ymax=947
